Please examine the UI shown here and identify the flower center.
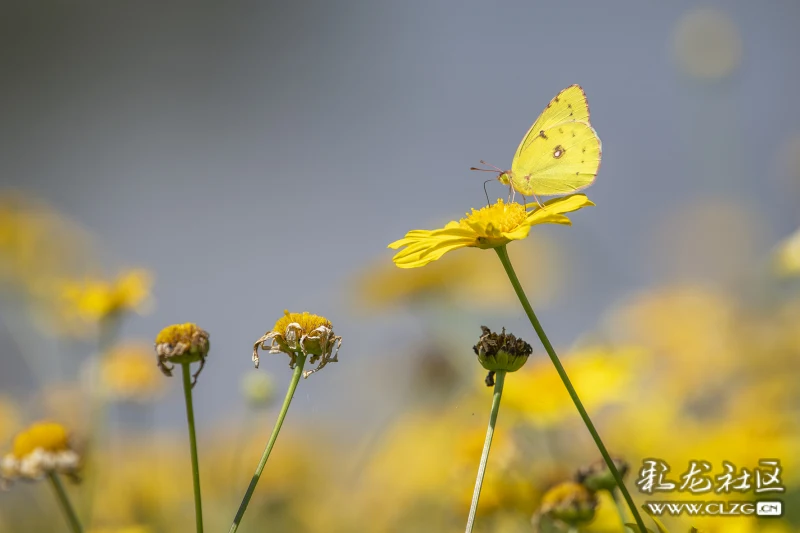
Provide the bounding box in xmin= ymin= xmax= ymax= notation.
xmin=460 ymin=200 xmax=527 ymax=236
xmin=155 ymin=323 xmax=202 ymax=345
xmin=12 ymin=422 xmax=70 ymax=458
xmin=273 ymin=310 xmax=331 ymax=335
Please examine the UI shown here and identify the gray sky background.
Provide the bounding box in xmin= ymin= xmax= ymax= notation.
xmin=1 ymin=1 xmax=799 ymax=430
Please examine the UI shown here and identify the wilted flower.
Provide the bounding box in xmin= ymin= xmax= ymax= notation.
xmin=253 ymin=310 xmax=342 ymax=378
xmin=154 ymin=323 xmax=210 ymax=386
xmin=533 ymin=481 xmax=597 ymax=530
xmin=388 ymin=195 xmax=593 ymax=268
xmin=575 ymin=456 xmax=630 ymax=493
xmin=473 ymin=326 xmax=532 ymax=373
xmin=1 ymin=421 xmax=80 ymax=487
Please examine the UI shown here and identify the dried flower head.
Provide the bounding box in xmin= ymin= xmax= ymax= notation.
xmin=1 ymin=421 xmax=80 ymax=487
xmin=154 ymin=323 xmax=210 ymax=386
xmin=533 ymin=481 xmax=597 ymax=529
xmin=473 ymin=326 xmax=533 ymax=373
xmin=253 ymin=310 xmax=342 ymax=378
xmin=575 ymin=456 xmax=630 ymax=493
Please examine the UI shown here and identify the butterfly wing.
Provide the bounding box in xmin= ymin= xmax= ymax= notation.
xmin=510 ymin=121 xmax=601 ymax=196
xmin=513 ymin=85 xmax=591 ymax=161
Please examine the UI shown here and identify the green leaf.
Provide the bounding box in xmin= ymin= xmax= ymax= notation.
xmin=648 ymin=514 xmax=671 ymax=533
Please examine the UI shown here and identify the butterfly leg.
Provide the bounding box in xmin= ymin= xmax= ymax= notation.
xmin=531 ymin=192 xmax=544 ymax=208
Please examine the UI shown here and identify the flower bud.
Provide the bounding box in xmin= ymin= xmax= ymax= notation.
xmin=575 ymin=456 xmax=630 ymax=492
xmin=535 ymin=481 xmax=597 ymax=527
xmin=473 ymin=326 xmax=532 ymax=373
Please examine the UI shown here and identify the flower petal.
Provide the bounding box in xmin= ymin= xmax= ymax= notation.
xmin=525 ymin=194 xmax=595 ymax=224
xmin=392 ymin=236 xmax=473 ymax=268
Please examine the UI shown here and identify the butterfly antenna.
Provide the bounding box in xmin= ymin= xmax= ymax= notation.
xmin=479 ymin=160 xmax=505 ymax=173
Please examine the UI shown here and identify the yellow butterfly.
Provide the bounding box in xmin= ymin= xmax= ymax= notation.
xmin=476 ymin=85 xmax=601 ymax=202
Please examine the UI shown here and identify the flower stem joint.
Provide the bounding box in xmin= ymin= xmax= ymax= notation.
xmin=154 ymin=323 xmax=210 ymax=387
xmin=473 ymin=326 xmax=532 ymax=380
xmin=253 ymin=310 xmax=342 ymax=378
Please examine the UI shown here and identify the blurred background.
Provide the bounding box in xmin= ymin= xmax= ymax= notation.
xmin=1 ymin=1 xmax=799 ymax=531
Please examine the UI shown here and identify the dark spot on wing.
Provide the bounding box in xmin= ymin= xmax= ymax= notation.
xmin=539 ymin=130 xmax=548 ymax=140
xmin=558 ymin=127 xmax=564 ymax=134
xmin=553 ymin=145 xmax=565 ymax=159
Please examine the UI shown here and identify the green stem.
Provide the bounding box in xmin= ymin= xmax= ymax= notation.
xmin=229 ymin=355 xmax=307 ymax=533
xmin=611 ymin=488 xmax=629 ymax=527
xmin=47 ymin=473 xmax=83 ymax=533
xmin=494 ymin=245 xmax=647 ymax=533
xmin=181 ymin=362 xmax=204 ymax=533
xmin=465 ymin=369 xmax=506 ymax=533
xmin=81 ymin=312 xmax=121 ymax=523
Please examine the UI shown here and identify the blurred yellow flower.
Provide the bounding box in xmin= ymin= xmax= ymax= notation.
xmin=1 ymin=421 xmax=80 ymax=484
xmin=388 ymin=195 xmax=593 ymax=268
xmin=501 ymin=345 xmax=645 ymax=427
xmin=533 ymin=481 xmax=597 ymax=529
xmin=773 ymin=227 xmax=800 ymax=277
xmin=606 ymin=286 xmax=740 ymax=392
xmin=88 ymin=527 xmax=153 ymax=533
xmin=0 ymin=396 xmax=21 ymax=447
xmin=356 ymin=234 xmax=565 ymax=311
xmin=0 ymin=191 xmax=95 ymax=293
xmin=672 ymin=7 xmax=742 ymax=81
xmin=60 ymin=269 xmax=153 ymax=323
xmin=96 ymin=342 xmax=165 ymax=403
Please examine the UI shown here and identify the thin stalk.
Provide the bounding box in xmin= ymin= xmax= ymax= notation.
xmin=494 ymin=245 xmax=647 ymax=533
xmin=611 ymin=489 xmax=629 ymax=527
xmin=48 ymin=473 xmax=83 ymax=533
xmin=181 ymin=362 xmax=204 ymax=533
xmin=81 ymin=312 xmax=121 ymax=522
xmin=465 ymin=369 xmax=506 ymax=533
xmin=229 ymin=355 xmax=307 ymax=533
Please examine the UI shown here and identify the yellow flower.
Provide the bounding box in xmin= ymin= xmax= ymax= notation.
xmin=501 ymin=345 xmax=645 ymax=427
xmin=96 ymin=342 xmax=165 ymax=403
xmin=534 ymin=481 xmax=597 ymax=528
xmin=60 ymin=269 xmax=153 ymax=323
xmin=388 ymin=195 xmax=593 ymax=268
xmin=774 ymin=227 xmax=800 ymax=277
xmin=1 ymin=421 xmax=80 ymax=484
xmin=0 ymin=396 xmax=21 ymax=446
xmin=88 ymin=527 xmax=153 ymax=533
xmin=0 ymin=191 xmax=95 ymax=295
xmin=154 ymin=323 xmax=210 ymax=384
xmin=355 ymin=235 xmax=565 ymax=311
xmin=253 ymin=310 xmax=342 ymax=378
